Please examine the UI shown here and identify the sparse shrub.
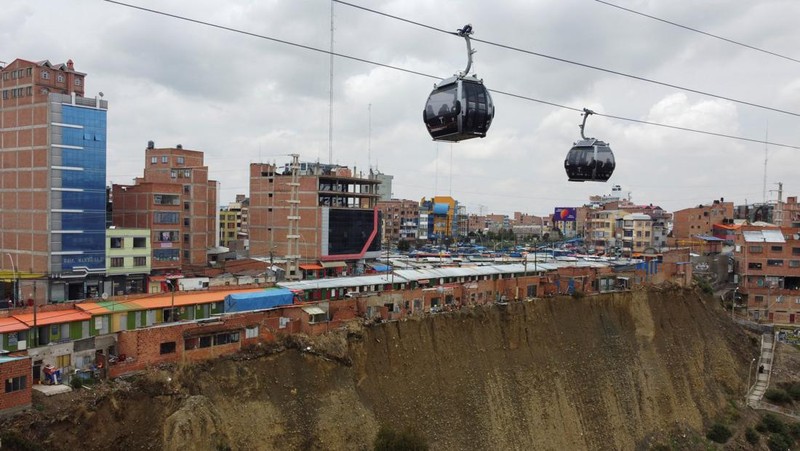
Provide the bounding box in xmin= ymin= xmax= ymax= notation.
xmin=374 ymin=425 xmax=428 ymax=451
xmin=783 ymin=381 xmax=800 ymax=400
xmin=789 ymin=421 xmax=800 ymax=439
xmin=69 ymin=376 xmax=83 ymax=390
xmin=745 ymin=427 xmax=760 ymax=445
xmin=0 ymin=430 xmax=42 ymax=451
xmin=767 ymin=432 xmax=793 ymax=451
xmin=765 ymin=388 xmax=792 ymax=404
xmin=706 ymin=423 xmax=732 ymax=443
xmin=694 ymin=276 xmax=713 ymax=294
xmin=761 ymin=413 xmax=788 ymax=434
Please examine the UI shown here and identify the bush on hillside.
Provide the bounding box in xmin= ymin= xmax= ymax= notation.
xmin=745 ymin=427 xmax=760 ymax=445
xmin=706 ymin=423 xmax=732 ymax=443
xmin=767 ymin=432 xmax=793 ymax=451
xmin=765 ymin=388 xmax=792 ymax=404
xmin=781 ymin=381 xmax=800 ymax=400
xmin=761 ymin=413 xmax=788 ymax=434
xmin=694 ymin=276 xmax=713 ymax=294
xmin=789 ymin=421 xmax=800 ymax=439
xmin=374 ymin=425 xmax=428 ymax=451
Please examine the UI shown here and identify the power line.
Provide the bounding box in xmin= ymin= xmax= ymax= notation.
xmin=333 ymin=0 xmax=800 ymax=118
xmin=594 ymin=0 xmax=800 ymax=65
xmin=102 ymin=0 xmax=800 ymax=151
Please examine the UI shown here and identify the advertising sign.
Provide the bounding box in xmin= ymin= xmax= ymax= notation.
xmin=554 ymin=207 xmax=577 ymax=222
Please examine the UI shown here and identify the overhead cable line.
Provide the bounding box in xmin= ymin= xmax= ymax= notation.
xmin=332 ymin=0 xmax=800 ymax=118
xmin=594 ymin=0 xmax=800 ymax=65
xmin=104 ymin=0 xmax=800 ymax=150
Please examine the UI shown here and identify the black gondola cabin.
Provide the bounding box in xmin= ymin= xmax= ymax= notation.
xmin=423 ymin=76 xmax=494 ymax=142
xmin=565 ymin=138 xmax=615 ymax=182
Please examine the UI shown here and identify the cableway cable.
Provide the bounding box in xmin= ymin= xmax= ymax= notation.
xmin=333 ymin=0 xmax=800 ymax=118
xmin=104 ymin=0 xmax=800 ymax=150
xmin=594 ymin=0 xmax=800 ymax=65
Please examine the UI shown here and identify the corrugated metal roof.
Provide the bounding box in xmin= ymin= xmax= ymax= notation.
xmin=0 ymin=317 xmax=28 ymax=333
xmin=13 ymin=310 xmax=92 ymax=326
xmin=744 ymin=229 xmax=786 ymax=243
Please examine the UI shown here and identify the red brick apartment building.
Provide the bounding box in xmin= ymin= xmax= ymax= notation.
xmin=1 ymin=58 xmax=109 ymax=303
xmin=733 ymin=226 xmax=800 ymax=324
xmin=377 ymin=199 xmax=419 ymax=245
xmin=0 ymin=356 xmax=32 ymax=415
xmin=249 ymin=160 xmax=381 ymax=279
xmin=671 ymin=198 xmax=733 ymax=241
xmin=112 ymin=143 xmax=219 ymax=275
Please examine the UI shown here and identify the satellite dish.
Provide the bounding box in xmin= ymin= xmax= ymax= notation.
xmin=101 ymin=292 xmax=109 ymax=300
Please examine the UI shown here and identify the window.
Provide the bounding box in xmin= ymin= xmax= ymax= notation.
xmin=183 ymin=234 xmax=189 ymax=243
xmin=158 ymin=231 xmax=179 ymax=242
xmin=41 ymin=70 xmax=50 ymax=79
xmin=26 ymin=68 xmax=32 ymax=77
xmin=199 ymin=336 xmax=212 ymax=348
xmin=183 ymin=217 xmax=190 ymax=227
xmin=74 ymin=77 xmax=82 ymax=86
xmin=790 ymin=261 xmax=800 ymax=268
xmin=170 ymin=170 xmax=177 ymax=179
xmin=767 ymin=259 xmax=784 ymax=267
xmin=755 ymin=295 xmax=764 ymax=303
xmin=154 ymin=212 xmax=179 ymax=224
xmin=154 ymin=194 xmax=179 ymax=206
xmin=183 ymin=169 xmax=191 ymax=178
xmin=25 ymin=86 xmax=31 ymax=96
xmin=748 ymin=263 xmax=762 ymax=270
xmin=749 ymin=245 xmax=763 ymax=253
xmin=134 ymin=256 xmax=147 ymax=266
xmin=153 ymin=249 xmax=179 ymax=262
xmin=160 ymin=342 xmax=176 ymax=354
xmin=184 ymin=337 xmax=199 ymax=350
xmin=183 ymin=250 xmax=190 ymax=260
xmin=110 ymin=257 xmax=124 ymax=268
xmin=214 ymin=332 xmax=240 ymax=346
xmin=183 ymin=202 xmax=190 ymax=211
xmin=133 ymin=237 xmax=146 ymax=248
xmin=56 ymin=354 xmax=71 ymax=368
xmin=57 ymin=74 xmax=64 ymax=83
xmin=183 ymin=185 xmax=190 ymax=194
xmin=245 ymin=326 xmax=259 ymax=339
xmin=161 ymin=156 xmax=168 ymax=164
xmin=110 ymin=237 xmax=123 ymax=248
xmin=177 ymin=156 xmax=185 ymax=165
xmin=794 ymin=247 xmax=800 ymax=256
xmin=771 ymin=246 xmax=783 ymax=252
xmin=150 ymin=156 xmax=157 ymax=164
xmin=5 ymin=376 xmax=26 ymax=393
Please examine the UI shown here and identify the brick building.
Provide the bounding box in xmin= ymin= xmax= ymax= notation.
xmin=1 ymin=58 xmax=108 ymax=303
xmin=377 ymin=199 xmax=419 ymax=246
xmin=249 ymin=159 xmax=381 ymax=279
xmin=112 ymin=143 xmax=219 ymax=276
xmin=0 ymin=355 xmax=31 ymax=415
xmin=219 ymin=194 xmax=249 ymax=252
xmin=734 ymin=226 xmax=800 ymax=323
xmin=672 ymin=198 xmax=733 ymax=241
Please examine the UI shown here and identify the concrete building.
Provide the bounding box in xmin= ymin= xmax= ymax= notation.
xmin=1 ymin=58 xmax=108 ymax=303
xmin=585 ymin=210 xmax=627 ymax=255
xmin=621 ymin=213 xmax=653 ymax=256
xmin=377 ymin=199 xmax=420 ymax=246
xmin=371 ymin=169 xmax=393 ymax=202
xmin=249 ymin=159 xmax=381 ymax=279
xmin=112 ymin=143 xmax=219 ymax=276
xmin=419 ymin=196 xmax=462 ymax=243
xmin=219 ymin=194 xmax=249 ymax=252
xmin=106 ymin=227 xmax=150 ymax=295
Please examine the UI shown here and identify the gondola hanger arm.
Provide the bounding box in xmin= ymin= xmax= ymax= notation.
xmin=580 ymin=108 xmax=595 ymax=140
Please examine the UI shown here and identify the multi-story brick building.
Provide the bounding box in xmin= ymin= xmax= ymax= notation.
xmin=0 ymin=355 xmax=32 ymax=415
xmin=249 ymin=159 xmax=381 ymax=279
xmin=377 ymin=199 xmax=420 ymax=246
xmin=672 ymin=198 xmax=733 ymax=241
xmin=734 ymin=226 xmax=800 ymax=324
xmin=1 ymin=58 xmax=108 ymax=303
xmin=112 ymin=143 xmax=219 ymax=276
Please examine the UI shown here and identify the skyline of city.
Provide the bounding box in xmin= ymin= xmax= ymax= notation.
xmin=3 ymin=0 xmax=799 ymax=215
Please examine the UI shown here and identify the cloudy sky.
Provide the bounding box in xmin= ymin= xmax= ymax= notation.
xmin=4 ymin=0 xmax=800 ymax=216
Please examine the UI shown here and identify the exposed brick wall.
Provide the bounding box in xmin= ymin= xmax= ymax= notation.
xmin=0 ymin=357 xmax=32 ymax=415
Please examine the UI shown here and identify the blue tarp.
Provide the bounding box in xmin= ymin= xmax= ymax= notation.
xmin=370 ymin=264 xmax=391 ymax=272
xmin=433 ymin=203 xmax=449 ymax=215
xmin=224 ymin=288 xmax=295 ymax=313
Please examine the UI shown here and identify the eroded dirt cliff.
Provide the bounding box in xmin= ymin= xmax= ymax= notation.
xmin=3 ymin=286 xmax=756 ymax=450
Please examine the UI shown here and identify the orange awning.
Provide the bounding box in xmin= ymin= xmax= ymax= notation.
xmin=13 ymin=310 xmax=92 ymax=327
xmin=0 ymin=317 xmax=28 ymax=334
xmin=299 ymin=264 xmax=324 ymax=270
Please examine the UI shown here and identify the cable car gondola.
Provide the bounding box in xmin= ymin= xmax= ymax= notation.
xmin=423 ymin=24 xmax=495 ymax=142
xmin=565 ymin=108 xmax=615 ymax=182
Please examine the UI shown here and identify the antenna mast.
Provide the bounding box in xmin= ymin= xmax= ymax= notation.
xmin=763 ymin=123 xmax=769 ymax=203
xmin=328 ymin=0 xmax=334 ymax=165
xmin=368 ymin=103 xmax=372 ymax=170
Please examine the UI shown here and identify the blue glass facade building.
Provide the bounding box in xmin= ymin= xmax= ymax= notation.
xmin=49 ymin=94 xmax=108 ymax=297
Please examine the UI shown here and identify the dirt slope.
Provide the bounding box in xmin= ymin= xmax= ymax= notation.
xmin=3 ymin=286 xmax=756 ymax=450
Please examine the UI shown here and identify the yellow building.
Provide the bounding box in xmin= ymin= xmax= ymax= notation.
xmin=622 ymin=213 xmax=654 ymax=256
xmin=585 ymin=209 xmax=627 ymax=255
xmin=106 ymin=228 xmax=151 ymax=295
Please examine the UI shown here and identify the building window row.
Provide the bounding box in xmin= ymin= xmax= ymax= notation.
xmin=5 ymin=375 xmax=26 ymax=393
xmin=2 ymin=68 xmax=32 ymax=80
xmin=1 ymin=87 xmax=33 ymax=99
xmin=184 ymin=331 xmax=240 ymax=350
